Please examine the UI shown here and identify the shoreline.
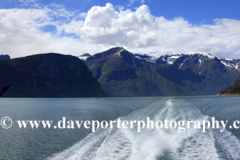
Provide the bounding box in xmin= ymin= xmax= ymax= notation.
xmin=217 ymin=93 xmax=240 ymax=96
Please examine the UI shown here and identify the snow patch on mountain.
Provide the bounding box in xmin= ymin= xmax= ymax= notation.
xmin=115 ymin=48 xmax=125 ymax=56
xmin=178 ymin=57 xmax=188 ymax=69
xmin=159 ymin=52 xmax=214 ymax=65
xmin=146 ymin=56 xmax=158 ymax=63
xmin=134 ymin=54 xmax=157 ymax=63
xmin=219 ymin=58 xmax=240 ymax=70
xmin=181 ymin=52 xmax=215 ymax=59
xmin=78 ymin=53 xmax=92 ymax=61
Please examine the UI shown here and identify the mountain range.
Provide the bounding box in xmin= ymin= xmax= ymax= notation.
xmin=79 ymin=47 xmax=240 ymax=97
xmin=1 ymin=47 xmax=239 ymax=97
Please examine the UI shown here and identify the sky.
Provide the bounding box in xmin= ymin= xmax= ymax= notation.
xmin=1 ymin=0 xmax=240 ymax=58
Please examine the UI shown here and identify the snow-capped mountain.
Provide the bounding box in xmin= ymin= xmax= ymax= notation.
xmin=158 ymin=52 xmax=215 ymax=64
xmin=218 ymin=57 xmax=240 ymax=71
xmin=162 ymin=52 xmax=240 ymax=71
xmin=130 ymin=52 xmax=240 ymax=71
xmin=79 ymin=47 xmax=240 ymax=97
xmin=79 ymin=47 xmax=240 ymax=71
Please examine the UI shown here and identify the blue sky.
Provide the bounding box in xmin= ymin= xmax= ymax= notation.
xmin=3 ymin=0 xmax=240 ymax=23
xmin=1 ymin=0 xmax=240 ymax=58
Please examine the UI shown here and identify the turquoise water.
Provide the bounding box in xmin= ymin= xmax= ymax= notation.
xmin=1 ymin=96 xmax=240 ymax=159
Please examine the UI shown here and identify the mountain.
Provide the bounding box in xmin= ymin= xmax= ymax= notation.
xmin=80 ymin=47 xmax=185 ymax=97
xmin=154 ymin=52 xmax=239 ymax=95
xmin=0 ymin=53 xmax=108 ymax=97
xmin=218 ymin=58 xmax=240 ymax=70
xmin=218 ymin=77 xmax=240 ymax=96
xmin=80 ymin=47 xmax=240 ymax=97
xmin=0 ymin=55 xmax=10 ymax=60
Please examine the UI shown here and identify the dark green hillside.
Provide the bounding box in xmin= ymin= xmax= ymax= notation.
xmin=0 ymin=53 xmax=108 ymax=97
xmin=218 ymin=77 xmax=240 ymax=96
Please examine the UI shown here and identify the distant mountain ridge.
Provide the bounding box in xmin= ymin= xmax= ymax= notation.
xmin=80 ymin=49 xmax=240 ymax=71
xmin=0 ymin=53 xmax=108 ymax=97
xmin=80 ymin=47 xmax=240 ymax=97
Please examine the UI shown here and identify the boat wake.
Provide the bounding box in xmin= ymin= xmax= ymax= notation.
xmin=48 ymin=98 xmax=240 ymax=160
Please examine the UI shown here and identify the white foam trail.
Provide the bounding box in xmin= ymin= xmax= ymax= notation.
xmin=48 ymin=98 xmax=240 ymax=160
xmin=122 ymin=99 xmax=219 ymax=160
xmin=212 ymin=127 xmax=240 ymax=159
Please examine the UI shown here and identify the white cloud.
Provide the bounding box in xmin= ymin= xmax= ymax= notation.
xmin=19 ymin=0 xmax=38 ymax=6
xmin=1 ymin=2 xmax=240 ymax=58
xmin=128 ymin=0 xmax=145 ymax=7
xmin=76 ymin=3 xmax=240 ymax=58
xmin=19 ymin=0 xmax=38 ymax=3
xmin=0 ymin=6 xmax=102 ymax=58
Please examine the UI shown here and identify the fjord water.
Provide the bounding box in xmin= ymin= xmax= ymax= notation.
xmin=1 ymin=96 xmax=240 ymax=160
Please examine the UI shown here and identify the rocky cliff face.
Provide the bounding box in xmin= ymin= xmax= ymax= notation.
xmin=0 ymin=53 xmax=108 ymax=97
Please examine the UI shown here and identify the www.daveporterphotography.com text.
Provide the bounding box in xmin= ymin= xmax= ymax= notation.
xmin=2 ymin=116 xmax=240 ymax=133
